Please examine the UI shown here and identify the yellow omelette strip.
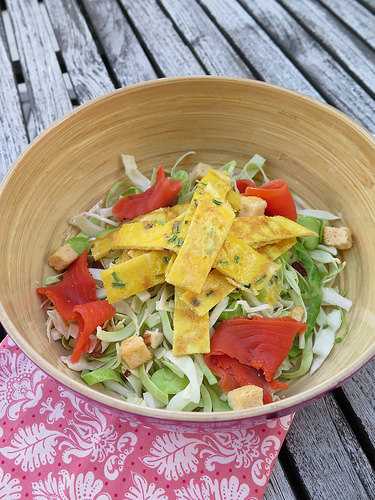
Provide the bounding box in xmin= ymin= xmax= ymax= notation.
xmin=166 ymin=194 xmax=235 ymax=293
xmin=101 ymin=251 xmax=169 ymax=303
xmin=176 ymin=169 xmax=233 ymax=241
xmin=173 ymin=288 xmax=210 ymax=356
xmin=232 ymin=216 xmax=316 ymax=247
xmin=134 ymin=204 xmax=188 ymax=223
xmin=215 ymin=233 xmax=273 ymax=285
xmin=112 ymin=215 xmax=183 ymax=251
xmin=257 ymin=238 xmax=296 ymax=260
xmin=92 ymin=205 xmax=188 ymax=259
xmin=92 ymin=230 xmax=119 ymax=260
xmin=180 ymin=270 xmax=235 ymax=316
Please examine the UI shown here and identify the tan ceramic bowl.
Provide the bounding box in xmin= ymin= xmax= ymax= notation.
xmin=0 ymin=77 xmax=374 ymax=428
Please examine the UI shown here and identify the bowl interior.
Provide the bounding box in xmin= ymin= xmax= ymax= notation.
xmin=0 ymin=77 xmax=374 ymax=422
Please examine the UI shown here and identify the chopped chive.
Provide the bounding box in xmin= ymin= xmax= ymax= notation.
xmin=234 ymin=255 xmax=240 ymax=264
xmin=111 ymin=271 xmax=125 ymax=288
xmin=176 ymin=238 xmax=184 ymax=247
xmin=217 ymin=259 xmax=229 ymax=266
xmin=212 ymin=199 xmax=223 ymax=206
xmin=167 ymin=234 xmax=177 ymax=244
xmin=172 ymin=221 xmax=181 ymax=234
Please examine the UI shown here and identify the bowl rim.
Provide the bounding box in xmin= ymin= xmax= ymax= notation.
xmin=1 ymin=75 xmax=375 ymax=422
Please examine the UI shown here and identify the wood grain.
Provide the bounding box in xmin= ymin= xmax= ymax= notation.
xmin=358 ymin=0 xmax=375 ymax=13
xmin=281 ymin=0 xmax=375 ymax=96
xmin=6 ymin=0 xmax=72 ymax=136
xmin=265 ymin=461 xmax=296 ymax=500
xmin=0 ymin=15 xmax=27 ymax=178
xmin=0 ymin=78 xmax=374 ymax=425
xmin=119 ymin=0 xmax=205 ymax=76
xmin=285 ymin=394 xmax=375 ymax=498
xmin=200 ymin=0 xmax=321 ymax=99
xmin=44 ymin=0 xmax=114 ymax=103
xmin=340 ymin=360 xmax=375 ymax=447
xmin=240 ymin=0 xmax=375 ymax=133
xmin=319 ymin=0 xmax=375 ymax=51
xmin=160 ymin=0 xmax=254 ymax=77
xmin=82 ymin=0 xmax=157 ymax=85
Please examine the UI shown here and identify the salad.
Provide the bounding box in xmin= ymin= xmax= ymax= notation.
xmin=37 ymin=152 xmax=353 ymax=412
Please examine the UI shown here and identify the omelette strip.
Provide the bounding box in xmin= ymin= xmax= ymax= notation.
xmin=166 ymin=195 xmax=235 ymax=293
xmin=180 ymin=270 xmax=235 ymax=316
xmin=173 ymin=288 xmax=210 ymax=356
xmin=101 ymin=251 xmax=169 ymax=303
xmin=92 ymin=206 xmax=188 ymax=259
xmin=233 ymin=216 xmax=316 ymax=247
xmin=134 ymin=204 xmax=188 ymax=223
xmin=215 ymin=233 xmax=272 ymax=285
xmin=257 ymin=238 xmax=296 ymax=260
xmin=92 ymin=230 xmax=119 ymax=260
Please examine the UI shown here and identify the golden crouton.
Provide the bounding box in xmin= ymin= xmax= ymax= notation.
xmin=239 ymin=196 xmax=267 ymax=217
xmin=121 ymin=336 xmax=152 ymax=369
xmin=48 ymin=244 xmax=78 ymax=272
xmin=227 ymin=385 xmax=264 ymax=410
xmin=323 ymin=226 xmax=352 ymax=250
xmin=143 ymin=330 xmax=163 ymax=349
xmin=290 ymin=306 xmax=305 ymax=322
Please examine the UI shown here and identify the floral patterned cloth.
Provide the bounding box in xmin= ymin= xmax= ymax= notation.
xmin=0 ymin=337 xmax=292 ymax=499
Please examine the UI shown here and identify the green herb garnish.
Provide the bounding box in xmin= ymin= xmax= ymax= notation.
xmin=111 ymin=271 xmax=125 ymax=288
xmin=212 ymin=199 xmax=223 ymax=206
xmin=234 ymin=255 xmax=240 ymax=264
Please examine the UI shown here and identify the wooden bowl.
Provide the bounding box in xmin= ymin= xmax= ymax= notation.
xmin=0 ymin=77 xmax=374 ymax=427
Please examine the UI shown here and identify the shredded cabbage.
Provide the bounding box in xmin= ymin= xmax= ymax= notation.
xmin=121 ymin=154 xmax=151 ymax=191
xmin=297 ymin=209 xmax=340 ymax=220
xmin=164 ymin=352 xmax=202 ymax=411
xmin=322 ymin=288 xmax=352 ymax=311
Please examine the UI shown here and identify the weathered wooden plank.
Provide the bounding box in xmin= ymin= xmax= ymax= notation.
xmin=44 ymin=0 xmax=114 ymax=103
xmin=200 ymin=0 xmax=321 ymax=99
xmin=6 ymin=0 xmax=72 ymax=136
xmin=357 ymin=0 xmax=375 ymax=14
xmin=240 ymin=0 xmax=375 ymax=133
xmin=119 ymin=0 xmax=205 ymax=76
xmin=265 ymin=461 xmax=296 ymax=500
xmin=81 ymin=0 xmax=157 ymax=85
xmin=285 ymin=395 xmax=375 ymax=499
xmin=160 ymin=0 xmax=254 ymax=77
xmin=2 ymin=9 xmax=19 ymax=61
xmin=0 ymin=16 xmax=28 ymax=178
xmin=281 ymin=0 xmax=375 ymax=96
xmin=319 ymin=0 xmax=375 ymax=51
xmin=340 ymin=360 xmax=375 ymax=447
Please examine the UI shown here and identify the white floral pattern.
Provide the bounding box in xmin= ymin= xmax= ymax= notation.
xmin=32 ymin=470 xmax=111 ymax=499
xmin=142 ymin=429 xmax=268 ymax=481
xmin=0 ymin=466 xmax=22 ymax=499
xmin=0 ymin=349 xmax=45 ymax=421
xmin=0 ymin=423 xmax=63 ymax=471
xmin=40 ymin=397 xmax=65 ymax=423
xmin=0 ymin=340 xmax=292 ymax=499
xmin=124 ymin=473 xmax=168 ymax=500
xmin=174 ymin=475 xmax=250 ymax=500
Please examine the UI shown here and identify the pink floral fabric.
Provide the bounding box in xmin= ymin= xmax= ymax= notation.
xmin=0 ymin=337 xmax=292 ymax=499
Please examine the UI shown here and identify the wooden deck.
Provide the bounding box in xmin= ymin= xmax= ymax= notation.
xmin=0 ymin=1 xmax=374 ymax=497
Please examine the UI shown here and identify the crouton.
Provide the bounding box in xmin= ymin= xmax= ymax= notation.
xmin=239 ymin=196 xmax=267 ymax=217
xmin=48 ymin=244 xmax=79 ymax=272
xmin=290 ymin=306 xmax=305 ymax=322
xmin=191 ymin=162 xmax=211 ymax=180
xmin=323 ymin=226 xmax=352 ymax=250
xmin=227 ymin=385 xmax=264 ymax=410
xmin=143 ymin=330 xmax=164 ymax=349
xmin=121 ymin=336 xmax=152 ymax=369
